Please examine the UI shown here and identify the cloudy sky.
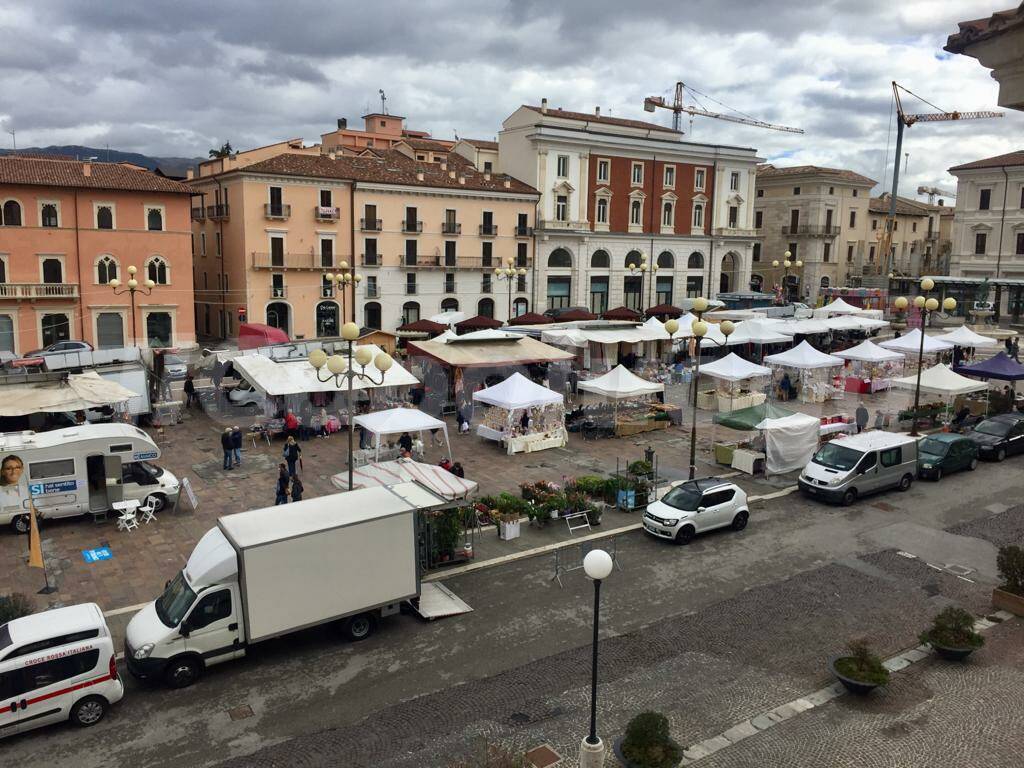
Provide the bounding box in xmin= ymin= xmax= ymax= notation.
xmin=1 ymin=0 xmax=1020 ymax=197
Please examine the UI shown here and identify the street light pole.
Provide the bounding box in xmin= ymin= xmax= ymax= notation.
xmin=686 ymin=299 xmax=735 ymax=479
xmin=324 ymin=263 xmax=360 ymax=337
xmin=494 ymin=258 xmax=526 ymax=322
xmin=579 ymin=548 xmax=614 ymax=768
xmin=627 ymin=252 xmax=652 ymax=315
xmin=896 ymin=278 xmax=956 ymax=437
xmin=109 ymin=265 xmax=155 ymax=346
xmin=771 ymin=251 xmax=803 ymax=304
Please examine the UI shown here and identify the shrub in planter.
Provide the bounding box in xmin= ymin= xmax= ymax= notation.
xmin=628 ymin=459 xmax=653 ymax=477
xmin=997 ymin=545 xmax=1024 ymax=595
xmin=496 ymin=492 xmax=530 ymax=520
xmin=618 ymin=711 xmax=682 ymax=768
xmin=570 ymin=475 xmax=606 ymax=498
xmin=584 ymin=501 xmax=602 ymax=526
xmin=919 ymin=606 xmax=984 ymax=660
xmin=831 ymin=639 xmax=889 ymax=694
xmin=0 ymin=593 xmax=34 ymax=624
xmin=519 ymin=480 xmax=558 ymax=502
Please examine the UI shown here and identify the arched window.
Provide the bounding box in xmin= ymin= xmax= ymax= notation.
xmin=42 ymin=258 xmax=63 ymax=283
xmin=548 ymin=248 xmax=572 ymax=269
xmin=147 ymin=208 xmax=163 ymax=232
xmin=266 ymin=302 xmax=290 ymax=333
xmin=630 ymin=199 xmax=642 ymax=225
xmin=402 ymin=301 xmax=420 ymax=325
xmin=687 ymin=252 xmax=704 ymax=270
xmin=316 ymin=301 xmax=339 ymax=337
xmin=512 ymin=298 xmax=528 ymax=317
xmin=657 ymin=251 xmax=674 ymax=269
xmin=96 ymin=206 xmax=113 ymax=230
xmin=0 ymin=314 xmax=14 ymax=354
xmin=441 ymin=298 xmax=459 ymax=312
xmin=596 ymin=197 xmax=608 ymax=224
xmin=692 ymin=203 xmax=704 ymax=229
xmin=146 ymin=256 xmax=169 ymax=285
xmin=1 ymin=200 xmax=22 ymax=226
xmin=40 ymin=203 xmax=58 ymax=228
xmin=363 ymin=302 xmax=381 ymax=330
xmin=591 ymin=249 xmax=610 ymax=269
xmin=96 ymin=255 xmax=118 ymax=284
xmin=478 ymin=298 xmax=495 ymax=318
xmin=624 ymin=250 xmax=643 ymax=269
xmin=662 ymin=201 xmax=673 ymax=226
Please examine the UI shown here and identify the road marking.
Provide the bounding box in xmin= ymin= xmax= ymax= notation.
xmin=748 ymin=486 xmax=798 ymax=502
xmin=104 ymin=602 xmax=150 ymax=618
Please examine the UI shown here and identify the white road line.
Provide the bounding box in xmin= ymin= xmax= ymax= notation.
xmin=103 ymin=602 xmax=150 ymax=618
xmin=748 ymin=486 xmax=798 ymax=502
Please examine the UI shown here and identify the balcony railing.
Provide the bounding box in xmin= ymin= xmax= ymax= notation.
xmin=712 ymin=226 xmax=759 ymax=237
xmin=321 ymin=287 xmax=335 ymax=299
xmin=365 ymin=286 xmax=380 ymax=299
xmin=441 ymin=222 xmax=462 ymax=235
xmin=207 ymin=204 xmax=230 ymax=220
xmin=271 ymin=287 xmax=288 ymax=299
xmin=780 ymin=224 xmax=840 ymax=237
xmin=190 ymin=207 xmax=206 ymax=221
xmin=538 ymin=218 xmax=588 ymax=230
xmin=399 ymin=254 xmax=531 ymax=270
xmin=264 ymin=203 xmax=291 ymax=220
xmin=360 ymin=253 xmax=381 ymax=266
xmin=514 ymin=225 xmax=533 ymax=237
xmin=481 ymin=281 xmax=492 ymax=293
xmin=361 ymin=218 xmax=382 ymax=231
xmin=0 ymin=283 xmax=80 ymax=299
xmin=479 ymin=224 xmax=498 ymax=236
xmin=925 ymin=231 xmax=938 ymax=241
xmin=315 ymin=206 xmax=341 ymax=221
xmin=402 ymin=220 xmax=423 ymax=233
xmin=252 ymin=251 xmax=332 ymax=270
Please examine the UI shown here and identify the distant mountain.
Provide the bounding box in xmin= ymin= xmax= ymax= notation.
xmin=0 ymin=145 xmax=203 ymax=177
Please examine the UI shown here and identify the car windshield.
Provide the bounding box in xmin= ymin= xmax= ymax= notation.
xmin=975 ymin=420 xmax=1011 ymax=437
xmin=918 ymin=438 xmax=949 ymax=457
xmin=812 ymin=442 xmax=862 ymax=471
xmin=155 ymin=570 xmax=197 ymax=628
xmin=165 ymin=356 xmax=184 ymax=365
xmin=139 ymin=461 xmax=164 ymax=479
xmin=660 ymin=483 xmax=703 ymax=511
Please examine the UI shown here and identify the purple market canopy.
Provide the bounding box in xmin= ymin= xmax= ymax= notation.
xmin=956 ymin=351 xmax=1024 ymax=381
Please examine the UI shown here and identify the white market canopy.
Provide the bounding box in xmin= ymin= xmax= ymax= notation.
xmin=935 ymin=325 xmax=1000 ymax=348
xmin=775 ymin=318 xmax=832 ymax=336
xmin=834 ymin=339 xmax=905 ymax=363
xmin=700 ymin=319 xmax=791 ymax=348
xmin=878 ymin=328 xmax=954 ymax=356
xmin=0 ymin=371 xmax=137 ymax=416
xmin=428 ymin=310 xmax=468 ymax=326
xmin=753 ymin=412 xmax=821 ymax=475
xmin=818 ymin=297 xmax=866 ymax=315
xmin=763 ymin=340 xmax=845 ymax=370
xmin=577 ymin=364 xmax=664 ymax=400
xmin=892 ymin=364 xmax=988 ymax=397
xmin=542 ymin=324 xmax=670 ymax=348
xmin=473 ymin=372 xmax=564 ymax=409
xmin=353 ymin=407 xmax=452 ymax=461
xmin=231 ymin=347 xmax=418 ymax=397
xmin=698 ymin=353 xmax=772 ymax=383
xmin=331 ymin=458 xmax=477 ymax=500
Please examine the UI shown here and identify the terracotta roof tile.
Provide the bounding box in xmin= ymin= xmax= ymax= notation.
xmin=945 ymin=5 xmax=1024 ymax=53
xmin=756 ymin=163 xmax=877 ymax=186
xmin=461 ymin=138 xmax=499 ymax=151
xmin=404 ymin=137 xmax=455 ymax=152
xmin=949 ymin=150 xmax=1024 ymax=171
xmin=0 ymin=155 xmax=193 ymax=194
xmin=523 ymin=105 xmax=680 ymax=134
xmin=868 ymin=194 xmax=934 ymax=216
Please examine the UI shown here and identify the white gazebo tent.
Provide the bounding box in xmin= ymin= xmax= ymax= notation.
xmin=775 ymin=318 xmax=832 ymax=336
xmin=763 ymin=341 xmax=845 ymax=403
xmin=577 ymin=364 xmax=664 ymax=399
xmin=935 ymin=326 xmax=1000 ymax=348
xmin=878 ymin=328 xmax=954 ymax=356
xmin=892 ymin=363 xmax=988 ymax=426
xmin=754 ymin=412 xmax=821 ymax=475
xmin=331 ymin=457 xmax=477 ymax=499
xmin=429 ymin=310 xmax=469 ymax=326
xmin=817 ymin=297 xmax=866 ymax=315
xmin=697 ymin=353 xmax=771 ymax=412
xmin=472 ymin=372 xmax=567 ymax=452
xmin=834 ymin=339 xmax=905 ymax=394
xmin=699 ymin=319 xmax=790 ymax=348
xmin=353 ymin=407 xmax=452 ymax=461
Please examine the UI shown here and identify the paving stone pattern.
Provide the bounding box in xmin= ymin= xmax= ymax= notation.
xmin=945 ymin=504 xmax=1024 ymax=550
xmin=858 ymin=549 xmax=994 ymax=616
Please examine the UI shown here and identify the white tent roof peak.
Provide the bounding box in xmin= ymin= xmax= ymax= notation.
xmin=428 ymin=310 xmax=468 ymax=326
xmin=763 ymin=340 xmax=844 ymax=369
xmin=892 ymin=363 xmax=987 ymax=396
xmin=353 ymin=407 xmax=445 ymax=435
xmin=834 ymin=339 xmax=905 ymax=363
xmin=577 ymin=364 xmax=664 ymax=399
xmin=819 ymin=297 xmax=865 ymax=315
xmin=878 ymin=328 xmax=954 ymax=355
xmin=472 ymin=372 xmax=563 ymax=409
xmin=935 ymin=325 xmax=1000 ymax=348
xmin=698 ymin=352 xmax=772 ymax=382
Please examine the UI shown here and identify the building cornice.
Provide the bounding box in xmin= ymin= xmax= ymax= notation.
xmin=519 ymin=126 xmax=761 ymax=165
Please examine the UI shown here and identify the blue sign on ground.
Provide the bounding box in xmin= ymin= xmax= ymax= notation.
xmin=82 ymin=547 xmax=112 ymax=563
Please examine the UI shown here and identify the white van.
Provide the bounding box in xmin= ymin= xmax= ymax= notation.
xmin=0 ymin=424 xmax=180 ymax=533
xmin=0 ymin=603 xmax=124 ymax=738
xmin=798 ymin=431 xmax=918 ymax=506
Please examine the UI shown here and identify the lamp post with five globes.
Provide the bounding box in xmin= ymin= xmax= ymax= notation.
xmin=627 ymin=252 xmax=657 ymax=314
xmin=494 ymin=259 xmax=527 ymax=322
xmin=309 ymin=322 xmax=394 ymax=490
xmin=579 ymin=548 xmax=615 ymax=768
xmin=109 ymin=265 xmax=155 ymax=347
xmin=771 ymin=250 xmax=803 ymax=304
xmin=323 ymin=262 xmax=362 ymax=330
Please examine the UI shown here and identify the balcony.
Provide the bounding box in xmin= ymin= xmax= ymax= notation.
xmin=315 ymin=206 xmax=341 ymax=221
xmin=400 ymin=254 xmax=530 ymax=270
xmin=780 ymin=224 xmax=840 ymax=237
xmin=207 ymin=204 xmax=230 ymax=221
xmin=514 ymin=225 xmax=533 ymax=237
xmin=925 ymin=231 xmax=939 ymax=241
xmin=441 ymin=222 xmax=462 ymax=235
xmin=0 ymin=283 xmax=80 ymax=300
xmin=270 ymin=287 xmax=288 ymax=299
xmin=190 ymin=206 xmax=206 ymax=221
xmin=361 ymin=218 xmax=382 ymax=231
xmin=479 ymin=224 xmax=498 ymax=236
xmin=264 ymin=203 xmax=291 ymax=220
xmin=360 ymin=253 xmax=381 ymax=267
xmin=401 ymin=220 xmax=423 ymax=233
xmin=712 ymin=226 xmax=759 ymax=237
xmin=251 ymin=251 xmax=332 ymax=270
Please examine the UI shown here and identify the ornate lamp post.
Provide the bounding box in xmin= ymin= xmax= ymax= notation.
xmin=109 ymin=265 xmax=155 ymax=346
xmin=494 ymin=258 xmax=527 ymax=322
xmin=771 ymin=251 xmax=803 ymax=303
xmin=579 ymin=548 xmax=615 ymax=768
xmin=309 ymin=322 xmax=393 ymax=490
xmin=895 ymin=278 xmax=956 ymax=437
xmin=626 ymin=252 xmax=651 ymax=314
xmin=685 ymin=298 xmax=735 ymax=479
xmin=324 ymin=262 xmax=361 ymax=334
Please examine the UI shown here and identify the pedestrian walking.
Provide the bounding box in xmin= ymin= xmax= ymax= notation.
xmin=855 ymin=402 xmax=869 ymax=434
xmin=283 ymin=436 xmax=302 ymax=477
xmin=275 ymin=464 xmax=290 ymax=505
xmin=1013 ymin=336 xmax=1021 ymax=362
xmin=290 ymin=475 xmax=304 ymax=502
xmin=430 ymin=427 xmax=443 ymax=446
xmin=231 ymin=425 xmax=243 ymax=468
xmin=221 ymin=428 xmax=233 ymax=470
xmin=211 ymin=361 xmax=224 ymax=391
xmin=184 ymin=374 xmax=197 ymax=408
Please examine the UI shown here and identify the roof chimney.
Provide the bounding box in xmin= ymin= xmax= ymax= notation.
xmin=595 ymin=106 xmax=601 ymax=117
xmin=483 ymin=172 xmax=491 ymax=181
xmin=503 ymin=179 xmax=511 ymax=189
xmin=458 ymin=175 xmax=465 ymax=185
xmin=541 ymin=98 xmax=548 ymax=114
xmin=328 ymin=151 xmax=336 ymax=160
xmin=416 ymin=170 xmax=424 ymax=181
xmin=186 ymin=168 xmax=194 ymax=180
xmin=440 ymin=160 xmax=447 ymax=171
xmin=82 ymin=162 xmax=91 ymax=177
xmin=337 ymin=118 xmax=347 ymax=129
xmin=449 ymin=170 xmax=456 ymax=179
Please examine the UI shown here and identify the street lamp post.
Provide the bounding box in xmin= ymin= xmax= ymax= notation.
xmin=109 ymin=266 xmax=155 ymax=346
xmin=771 ymin=251 xmax=803 ymax=304
xmin=895 ymin=278 xmax=956 ymax=437
xmin=309 ymin=322 xmax=393 ymax=490
xmin=323 ymin=262 xmax=361 ymax=335
xmin=579 ymin=548 xmax=614 ymax=768
xmin=494 ymin=258 xmax=527 ymax=322
xmin=627 ymin=252 xmax=653 ymax=314
xmin=685 ymin=298 xmax=735 ymax=479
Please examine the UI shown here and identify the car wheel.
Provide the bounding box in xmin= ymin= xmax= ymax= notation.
xmin=343 ymin=613 xmax=376 ymax=641
xmin=898 ymin=474 xmax=913 ymax=491
xmin=932 ymin=468 xmax=942 ymax=482
xmin=11 ymin=514 xmax=30 ymax=535
xmin=69 ymin=696 xmax=108 ymax=727
xmin=674 ymin=525 xmax=696 ymax=545
xmin=145 ymin=493 xmax=167 ymax=512
xmin=996 ymin=449 xmax=1006 ymax=462
xmin=164 ymin=656 xmax=202 ymax=689
xmin=968 ymin=458 xmax=978 ymax=471
xmin=246 ymin=404 xmax=260 ymax=415
xmin=841 ymin=488 xmax=858 ymax=506
xmin=731 ymin=510 xmax=749 ymax=531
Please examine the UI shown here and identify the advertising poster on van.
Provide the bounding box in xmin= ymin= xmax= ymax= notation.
xmin=0 ymin=451 xmax=31 ymax=517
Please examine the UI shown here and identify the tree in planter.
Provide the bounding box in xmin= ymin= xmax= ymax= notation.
xmin=919 ymin=607 xmax=984 ymax=653
xmin=834 ymin=638 xmax=890 ymax=687
xmin=0 ymin=593 xmax=33 ymax=624
xmin=628 ymin=459 xmax=653 ymax=478
xmin=620 ymin=711 xmax=681 ymax=768
xmin=997 ymin=545 xmax=1024 ymax=595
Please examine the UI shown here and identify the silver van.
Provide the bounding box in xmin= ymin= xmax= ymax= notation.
xmin=798 ymin=431 xmax=918 ymax=506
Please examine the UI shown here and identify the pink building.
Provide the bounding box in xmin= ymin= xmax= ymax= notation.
xmin=0 ymin=156 xmax=196 ymax=354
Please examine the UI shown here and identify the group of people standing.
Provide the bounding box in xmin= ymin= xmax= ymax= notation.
xmin=276 ymin=436 xmax=303 ymax=505
xmin=220 ymin=427 xmax=243 ymax=470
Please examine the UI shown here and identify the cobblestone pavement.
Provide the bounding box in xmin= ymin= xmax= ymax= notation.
xmin=946 ymin=503 xmax=1024 ymax=549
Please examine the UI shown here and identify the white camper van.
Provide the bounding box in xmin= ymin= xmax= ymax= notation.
xmin=0 ymin=424 xmax=180 ymax=533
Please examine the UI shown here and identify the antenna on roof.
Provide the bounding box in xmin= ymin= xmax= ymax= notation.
xmin=454 ymin=130 xmax=459 ymax=140
xmin=379 ymin=89 xmax=387 ymax=115
xmin=6 ymin=128 xmax=14 ymax=151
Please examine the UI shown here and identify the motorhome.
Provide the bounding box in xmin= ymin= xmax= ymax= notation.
xmin=0 ymin=424 xmax=180 ymax=533
xmin=798 ymin=431 xmax=918 ymax=505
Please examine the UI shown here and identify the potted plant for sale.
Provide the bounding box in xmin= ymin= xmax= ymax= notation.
xmin=919 ymin=606 xmax=985 ymax=661
xmin=993 ymin=545 xmax=1024 ymax=617
xmin=829 ymin=638 xmax=890 ymax=695
xmin=613 ymin=711 xmax=682 ymax=768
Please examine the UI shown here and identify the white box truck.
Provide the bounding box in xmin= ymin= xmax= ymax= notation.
xmin=125 ymin=481 xmax=447 ymax=688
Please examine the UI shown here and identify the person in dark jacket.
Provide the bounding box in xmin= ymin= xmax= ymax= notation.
xmin=450 ymin=462 xmax=465 ymax=478
xmin=275 ymin=464 xmax=289 ymax=505
xmin=398 ymin=431 xmax=413 ymax=453
xmin=230 ymin=426 xmax=243 ymax=467
xmin=283 ymin=436 xmax=301 ymax=477
xmin=220 ymin=428 xmax=233 ymax=470
xmin=290 ymin=475 xmax=304 ymax=502
xmin=184 ymin=375 xmax=197 ymax=408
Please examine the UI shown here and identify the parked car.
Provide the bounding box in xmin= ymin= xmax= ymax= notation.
xmin=22 ymin=340 xmax=94 ymax=357
xmin=642 ymin=478 xmax=749 ymax=544
xmin=798 ymin=431 xmax=918 ymax=505
xmin=227 ymin=380 xmax=262 ymax=409
xmin=964 ymin=413 xmax=1024 ymax=462
xmin=163 ymin=354 xmax=188 ymax=380
xmin=917 ymin=433 xmax=979 ymax=480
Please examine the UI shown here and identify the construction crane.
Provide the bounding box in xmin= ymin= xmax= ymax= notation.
xmin=644 ymin=81 xmax=804 ymax=134
xmin=879 ymin=81 xmax=1001 ymax=276
xmin=916 ymin=185 xmax=957 ymax=204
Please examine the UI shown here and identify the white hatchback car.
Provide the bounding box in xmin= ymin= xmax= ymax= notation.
xmin=642 ymin=478 xmax=749 ymax=544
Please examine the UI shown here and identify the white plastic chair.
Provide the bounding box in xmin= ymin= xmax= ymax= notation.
xmin=116 ymin=509 xmax=139 ymax=532
xmin=137 ymin=499 xmax=158 ymax=525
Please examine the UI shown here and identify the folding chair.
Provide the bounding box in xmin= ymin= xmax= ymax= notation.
xmin=137 ymin=499 xmax=158 ymax=525
xmin=116 ymin=509 xmax=139 ymax=533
